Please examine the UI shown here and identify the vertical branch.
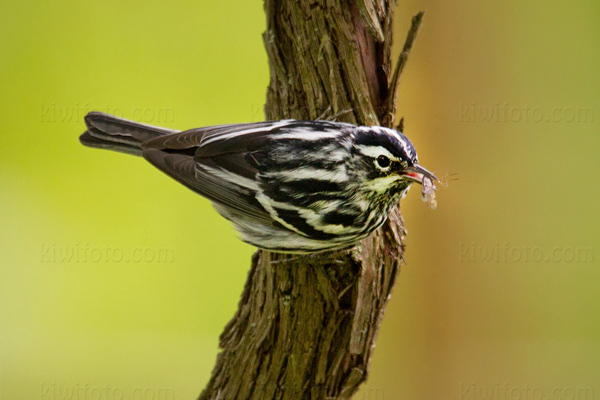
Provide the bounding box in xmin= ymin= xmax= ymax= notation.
xmin=385 ymin=11 xmax=425 ymax=127
xmin=198 ymin=2 xmax=424 ymax=399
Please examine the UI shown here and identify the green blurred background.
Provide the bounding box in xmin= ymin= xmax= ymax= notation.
xmin=1 ymin=0 xmax=599 ymax=399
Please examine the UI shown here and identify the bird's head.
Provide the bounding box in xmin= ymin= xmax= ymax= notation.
xmin=350 ymin=126 xmax=436 ymax=200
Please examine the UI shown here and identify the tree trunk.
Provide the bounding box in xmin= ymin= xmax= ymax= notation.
xmin=199 ymin=2 xmax=423 ymax=399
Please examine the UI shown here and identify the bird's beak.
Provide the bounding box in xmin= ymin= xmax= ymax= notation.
xmin=401 ymin=165 xmax=437 ymax=184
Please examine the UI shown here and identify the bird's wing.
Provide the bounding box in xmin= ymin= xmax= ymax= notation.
xmin=142 ymin=148 xmax=274 ymax=226
xmin=141 ymin=121 xmax=301 ymax=228
xmin=141 ymin=120 xmax=291 ymax=156
xmin=141 ymin=120 xmax=353 ymax=233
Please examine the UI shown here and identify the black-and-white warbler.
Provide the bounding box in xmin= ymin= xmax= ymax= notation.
xmin=80 ymin=112 xmax=436 ymax=253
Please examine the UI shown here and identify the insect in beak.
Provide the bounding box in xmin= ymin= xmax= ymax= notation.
xmin=400 ymin=165 xmax=437 ymax=185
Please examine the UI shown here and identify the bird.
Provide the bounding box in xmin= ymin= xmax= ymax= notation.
xmin=80 ymin=112 xmax=436 ymax=253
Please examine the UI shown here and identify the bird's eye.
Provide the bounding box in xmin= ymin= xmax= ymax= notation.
xmin=376 ymin=155 xmax=391 ymax=169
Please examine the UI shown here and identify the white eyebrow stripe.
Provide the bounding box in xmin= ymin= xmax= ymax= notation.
xmin=355 ymin=145 xmax=398 ymax=160
xmin=381 ymin=127 xmax=416 ymax=160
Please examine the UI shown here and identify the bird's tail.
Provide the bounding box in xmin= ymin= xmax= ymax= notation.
xmin=79 ymin=111 xmax=178 ymax=156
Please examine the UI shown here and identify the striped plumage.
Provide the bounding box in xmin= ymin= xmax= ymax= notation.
xmin=80 ymin=112 xmax=436 ymax=253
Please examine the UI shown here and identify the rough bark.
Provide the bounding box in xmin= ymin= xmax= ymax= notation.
xmin=199 ymin=2 xmax=424 ymax=399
